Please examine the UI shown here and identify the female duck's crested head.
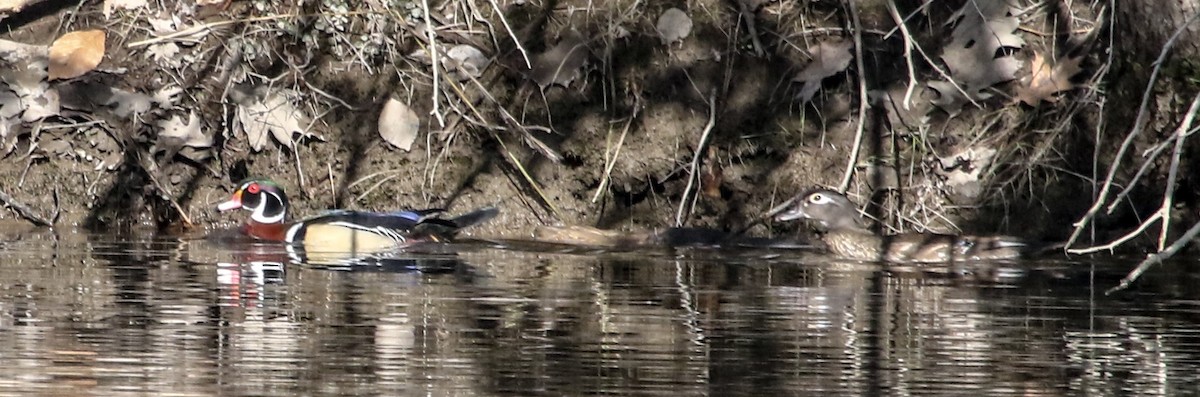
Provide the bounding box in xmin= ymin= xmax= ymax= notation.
xmin=217 ymin=178 xmax=289 ymax=224
xmin=774 ymin=188 xmax=868 ymax=231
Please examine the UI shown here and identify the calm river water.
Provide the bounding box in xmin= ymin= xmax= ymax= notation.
xmin=0 ymin=222 xmax=1198 ymax=396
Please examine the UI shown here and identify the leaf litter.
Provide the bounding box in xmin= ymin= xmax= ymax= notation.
xmin=793 ymin=40 xmax=853 ymax=103
xmin=1016 ymin=52 xmax=1083 ymax=106
xmin=232 ymin=86 xmax=319 ymax=152
xmin=927 ymin=0 xmax=1024 ymax=115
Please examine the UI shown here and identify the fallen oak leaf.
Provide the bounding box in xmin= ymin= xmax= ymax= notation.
xmin=929 ymin=0 xmax=1024 ymax=114
xmin=1016 ymin=52 xmax=1083 ymax=106
xmin=793 ymin=40 xmax=853 ymax=103
xmin=48 ymin=30 xmax=106 ymax=80
xmin=233 ymin=87 xmax=316 ymax=152
xmin=158 ymin=111 xmax=211 ymax=148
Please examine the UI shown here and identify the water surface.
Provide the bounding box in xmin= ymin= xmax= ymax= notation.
xmin=0 ymin=225 xmax=1197 ymax=396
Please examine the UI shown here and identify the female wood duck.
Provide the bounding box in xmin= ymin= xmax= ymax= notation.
xmin=216 ymin=179 xmax=498 ymax=257
xmin=773 ymin=188 xmax=1028 ymax=262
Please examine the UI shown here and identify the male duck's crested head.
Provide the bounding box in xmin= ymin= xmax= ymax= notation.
xmin=217 ymin=178 xmax=289 ymax=224
xmin=774 ymin=188 xmax=868 ymax=231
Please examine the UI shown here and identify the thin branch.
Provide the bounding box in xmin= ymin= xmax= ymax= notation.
xmin=736 ymin=0 xmax=766 ymax=56
xmin=592 ymin=99 xmax=640 ymax=203
xmin=1107 ymin=220 xmax=1200 ymax=294
xmin=0 ymin=189 xmax=53 ymax=227
xmin=885 ymin=0 xmax=917 ymax=109
xmin=675 ymin=93 xmax=718 ymax=227
xmin=1065 ymin=11 xmax=1200 ymax=249
xmin=421 ymin=0 xmax=446 ymax=128
xmin=487 ymin=0 xmax=532 ymax=69
xmin=838 ymin=0 xmax=869 ymax=192
xmin=1068 ymin=91 xmax=1200 ymax=254
xmin=126 ymin=13 xmax=303 ymax=48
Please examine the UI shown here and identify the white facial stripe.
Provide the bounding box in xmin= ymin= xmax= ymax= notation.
xmin=249 ymin=191 xmax=286 ymax=224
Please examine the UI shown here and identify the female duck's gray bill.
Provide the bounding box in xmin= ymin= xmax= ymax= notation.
xmin=774 ymin=207 xmax=808 ymax=222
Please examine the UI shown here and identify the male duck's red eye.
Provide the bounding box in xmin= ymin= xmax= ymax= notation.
xmin=246 ymin=183 xmax=260 ymax=194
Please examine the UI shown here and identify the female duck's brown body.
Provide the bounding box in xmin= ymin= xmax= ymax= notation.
xmin=774 ymin=189 xmax=1028 ymax=262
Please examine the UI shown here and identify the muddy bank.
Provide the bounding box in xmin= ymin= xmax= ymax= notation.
xmin=0 ymin=0 xmax=1179 ymax=251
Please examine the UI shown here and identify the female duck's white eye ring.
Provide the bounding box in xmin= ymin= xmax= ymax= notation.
xmin=808 ymin=193 xmax=827 ymax=204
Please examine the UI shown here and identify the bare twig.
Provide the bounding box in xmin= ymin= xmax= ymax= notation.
xmin=885 ymin=0 xmax=917 ymax=109
xmin=0 ymin=189 xmax=53 ymax=227
xmin=1107 ymin=220 xmax=1200 ymax=294
xmin=497 ymin=135 xmax=563 ymax=221
xmin=675 ymin=93 xmax=718 ymax=227
xmin=126 ymin=14 xmax=301 ymax=48
xmin=1068 ymin=92 xmax=1200 ymax=254
xmin=592 ymin=101 xmax=640 ymax=203
xmin=1065 ymin=11 xmax=1200 ymax=249
xmin=486 ymin=0 xmax=532 ymax=69
xmin=736 ymin=0 xmax=766 ymax=56
xmin=837 ymin=0 xmax=870 ymax=192
xmin=421 ymin=0 xmax=446 ymax=128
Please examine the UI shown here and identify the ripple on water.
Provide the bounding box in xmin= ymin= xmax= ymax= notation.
xmin=0 ymin=230 xmax=1197 ymax=395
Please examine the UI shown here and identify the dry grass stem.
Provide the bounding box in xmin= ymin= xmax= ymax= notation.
xmin=592 ymin=102 xmax=640 ymax=203
xmin=675 ymin=93 xmax=718 ymax=227
xmin=0 ymin=189 xmax=54 ymax=227
xmin=421 ymin=0 xmax=446 ymax=128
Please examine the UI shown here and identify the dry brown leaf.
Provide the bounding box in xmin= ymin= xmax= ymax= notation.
xmin=929 ymin=1 xmax=1024 ymax=114
xmin=1016 ymin=52 xmax=1083 ymax=106
xmin=530 ymin=31 xmax=589 ymax=89
xmin=48 ymin=30 xmax=106 ymax=80
xmin=0 ymin=117 xmax=19 ymax=155
xmin=378 ymin=97 xmax=420 ymax=151
xmin=20 ymin=87 xmax=58 ymax=121
xmin=158 ymin=111 xmax=212 ymax=148
xmin=0 ymin=89 xmax=20 ymax=119
xmin=102 ymin=0 xmax=147 ymax=18
xmin=234 ymin=88 xmax=313 ymax=152
xmin=793 ymin=40 xmax=853 ymax=103
xmin=656 ymin=8 xmax=693 ymax=44
xmin=0 ymin=0 xmax=34 ymax=12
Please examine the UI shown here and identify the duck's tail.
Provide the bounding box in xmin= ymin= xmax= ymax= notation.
xmin=449 ymin=206 xmax=501 ymax=230
xmin=411 ymin=206 xmax=500 ymax=238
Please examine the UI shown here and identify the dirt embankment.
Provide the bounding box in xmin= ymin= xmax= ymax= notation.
xmin=0 ymin=0 xmax=1175 ymax=250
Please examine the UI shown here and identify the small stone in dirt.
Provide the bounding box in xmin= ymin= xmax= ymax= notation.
xmin=656 ymin=8 xmax=693 ymax=45
xmin=444 ymin=45 xmax=489 ymax=81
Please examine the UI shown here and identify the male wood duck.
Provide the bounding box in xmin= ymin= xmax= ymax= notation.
xmin=773 ymin=188 xmax=1028 ymax=262
xmin=216 ymin=179 xmax=498 ymax=258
